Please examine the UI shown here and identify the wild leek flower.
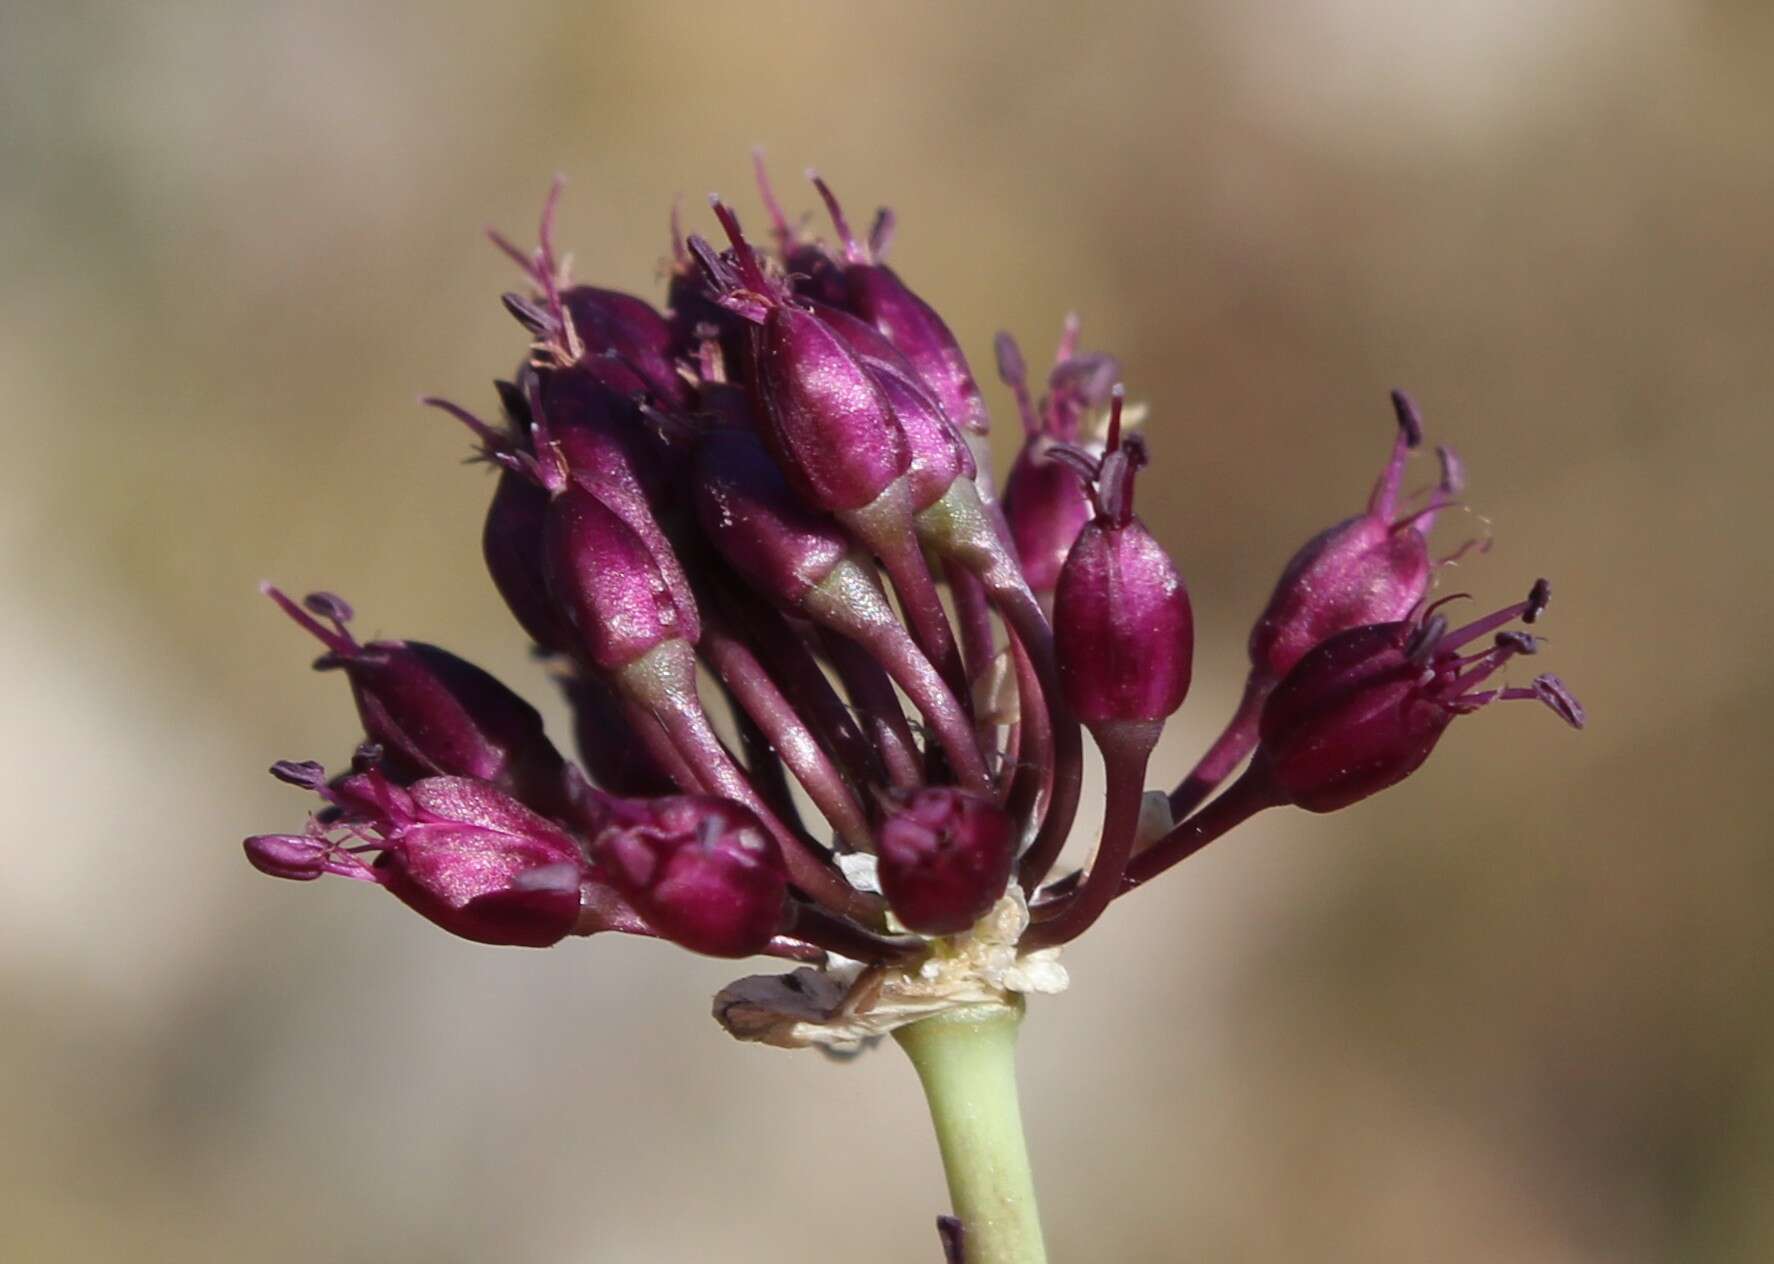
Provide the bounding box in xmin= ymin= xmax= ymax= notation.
xmin=244 ymin=162 xmax=1583 ymax=1264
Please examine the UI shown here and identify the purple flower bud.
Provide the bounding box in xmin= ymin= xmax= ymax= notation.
xmin=1257 ymin=582 xmax=1584 ymax=813
xmin=812 ymin=301 xmax=975 ymax=511
xmin=667 ymin=199 xmax=754 ymax=374
xmin=590 ymin=795 xmax=789 ymax=958
xmin=537 ymin=358 xmax=677 ymax=493
xmin=810 ymin=175 xmax=988 ymax=435
xmin=694 ymin=201 xmax=911 ymax=513
xmin=877 ymin=788 xmax=1015 ymax=935
xmin=543 ymin=480 xmax=700 ymax=673
xmin=1050 ymin=394 xmax=1195 ymax=730
xmin=997 ymin=325 xmax=1119 ymax=595
xmin=1249 ymin=391 xmax=1454 ymax=683
xmin=692 ymin=426 xmax=850 ymax=603
xmin=750 ymin=150 xmax=850 ymax=308
xmin=248 ymin=767 xmax=592 ymax=947
xmin=262 ymin=586 xmax=578 ymax=820
xmin=482 ymin=466 xmax=573 ymax=652
xmin=526 ymin=373 xmax=698 ymax=621
xmin=489 ymin=180 xmax=688 ymax=409
xmin=558 ymin=285 xmax=690 ymax=409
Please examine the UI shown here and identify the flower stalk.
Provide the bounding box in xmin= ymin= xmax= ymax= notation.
xmin=895 ymin=1003 xmax=1048 ymax=1264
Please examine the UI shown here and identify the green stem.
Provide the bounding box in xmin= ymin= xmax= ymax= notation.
xmin=894 ymin=1003 xmax=1048 ymax=1264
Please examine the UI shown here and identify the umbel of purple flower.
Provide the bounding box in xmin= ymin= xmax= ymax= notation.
xmin=245 ymin=162 xmax=1584 ymax=973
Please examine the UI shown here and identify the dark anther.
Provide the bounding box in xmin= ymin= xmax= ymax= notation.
xmin=269 ymin=759 xmax=327 ymax=789
xmin=501 ymin=292 xmax=554 ymax=335
xmin=1533 ymin=674 xmax=1586 ymax=729
xmin=493 ymin=379 xmax=530 ymax=424
xmin=1525 ymin=578 xmax=1551 ymax=623
xmin=303 ymin=591 xmax=354 ymax=623
xmin=1390 ymin=389 xmax=1424 ymax=449
xmin=1405 ymin=613 xmax=1449 ymax=663
xmin=1495 ymin=630 xmax=1539 ymax=655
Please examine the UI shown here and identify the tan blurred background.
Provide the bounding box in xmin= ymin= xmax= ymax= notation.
xmin=3 ymin=2 xmax=1770 ymax=1260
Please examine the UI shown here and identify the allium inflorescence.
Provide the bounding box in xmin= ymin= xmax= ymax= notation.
xmin=245 ymin=162 xmax=1583 ymax=1037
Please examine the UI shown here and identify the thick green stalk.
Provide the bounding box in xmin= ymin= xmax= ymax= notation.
xmin=894 ymin=1003 xmax=1047 ymax=1264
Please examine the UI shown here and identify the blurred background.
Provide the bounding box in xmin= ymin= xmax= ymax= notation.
xmin=4 ymin=2 xmax=1769 ymax=1260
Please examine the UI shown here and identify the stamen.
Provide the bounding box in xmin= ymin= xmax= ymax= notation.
xmin=1437 ymin=444 xmax=1465 ymax=497
xmin=1494 ymin=630 xmax=1539 ymax=655
xmin=668 ymin=196 xmax=687 ymax=266
xmin=1043 ymin=443 xmax=1102 ymax=492
xmin=685 ymin=233 xmax=733 ymax=292
xmin=303 ymin=591 xmax=354 ymax=624
xmin=519 ymin=375 xmax=569 ymax=495
xmin=806 ymin=171 xmax=865 ymax=265
xmin=994 ymin=332 xmax=1040 ymax=437
xmin=502 ymin=292 xmax=555 ymax=337
xmin=269 ymin=759 xmax=327 ymax=790
xmin=707 ymin=197 xmax=773 ymax=294
xmin=536 ymin=174 xmax=566 ymax=285
xmin=1438 ymin=593 xmax=1537 ymax=652
xmin=868 ymin=207 xmax=896 ymax=260
xmin=420 ymin=395 xmax=510 ymax=454
xmin=1369 ymin=390 xmax=1423 ymax=519
xmin=484 ymin=225 xmax=537 ymax=277
xmin=750 ymin=148 xmax=794 ymax=255
xmin=262 ymin=583 xmax=358 ymax=657
xmin=1524 ymin=577 xmax=1551 ymax=624
xmin=1414 ymin=590 xmax=1472 ymax=623
xmin=1532 ymin=674 xmax=1586 ymax=728
xmin=1390 ymin=389 xmax=1425 ymax=449
xmin=1405 ymin=613 xmax=1448 ymax=663
xmin=1055 ymin=312 xmax=1081 ymax=365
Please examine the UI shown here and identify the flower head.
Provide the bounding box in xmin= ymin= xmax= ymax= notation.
xmin=243 ymin=167 xmax=1582 ymax=1036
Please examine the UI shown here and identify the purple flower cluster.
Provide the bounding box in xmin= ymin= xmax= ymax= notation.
xmin=245 ymin=164 xmax=1583 ymax=970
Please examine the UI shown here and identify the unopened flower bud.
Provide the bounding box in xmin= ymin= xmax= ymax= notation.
xmin=1050 ymin=392 xmax=1194 ymax=731
xmin=877 ymin=788 xmax=1015 ymax=935
xmin=997 ymin=324 xmax=1121 ymax=596
xmin=1257 ymin=581 xmax=1583 ymax=813
xmin=694 ymin=201 xmax=910 ymax=513
xmin=591 ymin=795 xmax=788 ymax=957
xmin=691 ymin=426 xmax=849 ymax=603
xmin=813 ymin=300 xmax=975 ymax=511
xmin=1248 ymin=391 xmax=1452 ymax=681
xmin=481 ymin=466 xmax=573 ymax=652
xmin=810 ymin=175 xmax=988 ymax=435
xmin=490 ymin=180 xmax=689 ymax=408
xmin=558 ymin=285 xmax=690 ymax=408
xmin=543 ymin=480 xmax=700 ymax=673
